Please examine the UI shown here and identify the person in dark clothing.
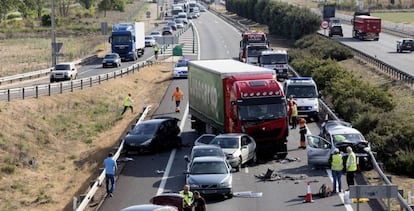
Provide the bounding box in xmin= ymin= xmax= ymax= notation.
xmin=193 ymin=191 xmax=206 ymax=211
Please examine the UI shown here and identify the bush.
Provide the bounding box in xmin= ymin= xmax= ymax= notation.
xmin=41 ymin=14 xmax=51 ymax=26
xmin=1 ymin=164 xmax=16 ymax=174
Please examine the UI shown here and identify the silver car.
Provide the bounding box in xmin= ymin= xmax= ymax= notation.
xmin=102 ymin=53 xmax=121 ymax=68
xmin=306 ymin=121 xmax=372 ymax=170
xmin=185 ymin=156 xmax=234 ymax=198
xmin=193 ymin=134 xmax=216 ymax=146
xmin=209 ymin=133 xmax=257 ymax=171
xmin=184 ymin=145 xmax=226 ymax=164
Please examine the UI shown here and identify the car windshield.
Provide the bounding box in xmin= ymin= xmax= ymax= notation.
xmin=104 ymin=54 xmax=117 ymax=59
xmin=193 ymin=148 xmax=224 ymax=159
xmin=145 ymin=36 xmax=154 ymax=40
xmin=210 ymin=137 xmax=239 ymax=149
xmin=260 ymin=54 xmax=288 ymax=64
xmin=333 ymin=133 xmax=365 ymax=144
xmin=55 ymin=64 xmax=70 ymax=70
xmin=130 ymin=123 xmax=157 ymax=135
xmin=163 ymin=27 xmax=171 ymax=30
xmin=112 ymin=35 xmax=131 ymax=42
xmin=190 ymin=161 xmax=227 ymax=174
xmin=247 ymin=46 xmax=268 ymax=57
xmin=176 ymin=60 xmax=189 ymax=67
xmin=196 ymin=135 xmax=215 ymax=145
xmin=238 ymin=103 xmax=287 ymax=120
xmin=151 ymin=32 xmax=160 ymax=36
xmin=286 ymin=85 xmax=317 ymax=98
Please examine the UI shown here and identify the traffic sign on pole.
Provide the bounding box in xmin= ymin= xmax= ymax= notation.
xmin=320 ymin=20 xmax=329 ymax=29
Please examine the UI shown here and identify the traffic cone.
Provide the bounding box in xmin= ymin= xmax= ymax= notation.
xmin=303 ymin=182 xmax=314 ymax=203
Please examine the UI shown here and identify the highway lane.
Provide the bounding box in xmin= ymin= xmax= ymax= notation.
xmin=320 ymin=23 xmax=414 ymax=76
xmin=98 ymin=9 xmax=380 ymax=211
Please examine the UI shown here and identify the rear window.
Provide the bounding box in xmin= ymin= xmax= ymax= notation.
xmin=403 ymin=40 xmax=413 ymax=44
xmin=55 ymin=64 xmax=71 ymax=70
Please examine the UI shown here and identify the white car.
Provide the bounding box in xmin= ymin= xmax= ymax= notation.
xmin=50 ymin=62 xmax=78 ymax=83
xmin=150 ymin=31 xmax=162 ymax=38
xmin=145 ymin=36 xmax=156 ymax=47
xmin=209 ymin=133 xmax=257 ymax=171
xmin=173 ymin=58 xmax=190 ymax=78
xmin=194 ymin=134 xmax=216 ymax=146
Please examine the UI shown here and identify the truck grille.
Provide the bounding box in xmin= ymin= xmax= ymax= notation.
xmin=249 ymin=128 xmax=282 ymax=139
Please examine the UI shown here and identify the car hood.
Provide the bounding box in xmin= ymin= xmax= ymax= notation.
xmin=124 ymin=134 xmax=153 ymax=144
xmin=187 ymin=173 xmax=230 ymax=184
xmin=221 ymin=149 xmax=238 ymax=155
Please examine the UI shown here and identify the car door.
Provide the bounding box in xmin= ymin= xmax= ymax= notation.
xmin=245 ymin=135 xmax=255 ymax=161
xmin=240 ymin=135 xmax=250 ymax=164
xmin=306 ymin=135 xmax=332 ymax=166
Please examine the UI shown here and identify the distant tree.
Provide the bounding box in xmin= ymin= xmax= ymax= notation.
xmin=79 ymin=0 xmax=98 ymax=9
xmin=98 ymin=0 xmax=113 ymax=17
xmin=16 ymin=0 xmax=38 ymax=19
xmin=56 ymin=0 xmax=75 ymax=17
xmin=0 ymin=0 xmax=15 ymax=22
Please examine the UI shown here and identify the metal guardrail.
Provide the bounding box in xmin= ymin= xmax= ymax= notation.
xmin=0 ymin=55 xmax=98 ymax=85
xmin=74 ymin=105 xmax=152 ymax=211
xmin=211 ymin=7 xmax=413 ymax=211
xmin=0 ymin=60 xmax=153 ymax=101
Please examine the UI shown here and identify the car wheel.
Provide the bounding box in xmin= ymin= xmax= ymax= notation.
xmin=226 ymin=192 xmax=233 ymax=199
xmin=252 ymin=152 xmax=257 ymax=164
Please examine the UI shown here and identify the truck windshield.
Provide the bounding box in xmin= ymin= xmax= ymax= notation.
xmin=286 ymin=85 xmax=318 ymax=98
xmin=260 ymin=54 xmax=288 ymax=64
xmin=238 ymin=103 xmax=287 ymax=120
xmin=247 ymin=46 xmax=268 ymax=57
xmin=112 ymin=35 xmax=131 ymax=43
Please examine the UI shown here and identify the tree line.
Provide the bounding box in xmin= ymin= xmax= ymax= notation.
xmin=0 ymin=0 xmax=129 ymax=23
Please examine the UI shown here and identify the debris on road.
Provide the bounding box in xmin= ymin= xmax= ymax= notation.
xmin=233 ymin=191 xmax=263 ymax=198
xmin=118 ymin=157 xmax=134 ymax=162
xmin=156 ymin=170 xmax=165 ymax=174
xmin=278 ymin=157 xmax=301 ymax=164
xmin=254 ymin=168 xmax=308 ymax=182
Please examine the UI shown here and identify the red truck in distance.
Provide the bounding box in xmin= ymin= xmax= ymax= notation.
xmin=239 ymin=31 xmax=269 ymax=63
xmin=188 ymin=59 xmax=289 ymax=158
xmin=352 ymin=14 xmax=381 ymax=41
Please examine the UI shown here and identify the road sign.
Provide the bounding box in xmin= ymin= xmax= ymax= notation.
xmin=52 ymin=42 xmax=63 ymax=53
xmin=146 ymin=11 xmax=151 ymax=19
xmin=320 ymin=20 xmax=329 ymax=29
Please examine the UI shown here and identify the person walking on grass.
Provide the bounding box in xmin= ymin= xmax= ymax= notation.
xmin=104 ymin=152 xmax=117 ymax=197
xmin=121 ymin=93 xmax=133 ymax=115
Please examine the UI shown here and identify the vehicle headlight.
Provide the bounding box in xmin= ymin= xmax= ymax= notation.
xmin=141 ymin=139 xmax=152 ymax=146
xmin=220 ymin=177 xmax=232 ymax=188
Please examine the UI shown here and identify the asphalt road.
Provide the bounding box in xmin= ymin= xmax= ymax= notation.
xmin=98 ymin=10 xmax=382 ymax=211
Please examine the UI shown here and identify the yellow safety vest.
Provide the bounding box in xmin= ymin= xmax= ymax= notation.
xmin=179 ymin=190 xmax=193 ymax=208
xmin=346 ymin=152 xmax=357 ymax=172
xmin=292 ymin=104 xmax=298 ymax=117
xmin=331 ymin=154 xmax=343 ymax=171
xmin=124 ymin=96 xmax=132 ymax=106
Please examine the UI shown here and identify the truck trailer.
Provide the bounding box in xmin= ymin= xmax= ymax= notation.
xmin=110 ymin=22 xmax=145 ymax=61
xmin=352 ymin=15 xmax=381 ymax=41
xmin=188 ymin=59 xmax=289 ymax=158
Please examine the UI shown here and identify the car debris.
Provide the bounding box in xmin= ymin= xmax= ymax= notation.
xmin=233 ymin=191 xmax=263 ymax=198
xmin=254 ymin=168 xmax=307 ymax=181
xmin=118 ymin=157 xmax=134 ymax=162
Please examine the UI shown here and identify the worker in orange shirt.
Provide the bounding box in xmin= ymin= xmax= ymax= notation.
xmin=172 ymin=87 xmax=184 ymax=113
xmin=298 ymin=118 xmax=307 ymax=149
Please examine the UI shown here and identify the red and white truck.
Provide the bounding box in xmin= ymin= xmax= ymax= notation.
xmin=188 ymin=59 xmax=289 ymax=158
xmin=352 ymin=14 xmax=381 ymax=41
xmin=239 ymin=31 xmax=269 ymax=63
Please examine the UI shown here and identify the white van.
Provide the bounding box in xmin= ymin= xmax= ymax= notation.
xmin=284 ymin=77 xmax=320 ymax=121
xmin=177 ymin=12 xmax=188 ymax=24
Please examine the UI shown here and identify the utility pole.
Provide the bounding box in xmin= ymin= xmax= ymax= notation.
xmin=51 ymin=0 xmax=57 ymax=66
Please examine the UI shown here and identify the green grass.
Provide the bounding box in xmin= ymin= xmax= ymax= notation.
xmin=371 ymin=12 xmax=414 ymax=23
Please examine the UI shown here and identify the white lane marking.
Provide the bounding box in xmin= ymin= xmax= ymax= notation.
xmin=156 ymin=103 xmax=189 ymax=195
xmin=244 ymin=167 xmax=249 ymax=174
xmin=192 ymin=22 xmax=201 ymax=60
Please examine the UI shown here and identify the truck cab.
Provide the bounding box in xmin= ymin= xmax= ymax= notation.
xmin=245 ymin=44 xmax=269 ymax=65
xmin=284 ymin=77 xmax=320 ymax=121
xmin=258 ymin=50 xmax=289 ymax=80
xmin=328 ymin=17 xmax=343 ymax=37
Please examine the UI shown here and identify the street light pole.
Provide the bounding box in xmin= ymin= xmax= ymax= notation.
xmin=51 ymin=0 xmax=57 ymax=66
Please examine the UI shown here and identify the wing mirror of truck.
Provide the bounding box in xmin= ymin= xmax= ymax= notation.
xmin=351 ymin=19 xmax=354 ymax=24
xmin=318 ymin=91 xmax=322 ymax=98
xmin=231 ymin=101 xmax=236 ymax=106
xmin=184 ymin=155 xmax=190 ymax=162
xmin=108 ymin=36 xmax=112 ymax=43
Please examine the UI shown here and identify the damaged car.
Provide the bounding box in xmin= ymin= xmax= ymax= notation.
xmin=306 ymin=120 xmax=373 ymax=171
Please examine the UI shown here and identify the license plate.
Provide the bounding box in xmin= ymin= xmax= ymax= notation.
xmin=202 ymin=190 xmax=217 ymax=194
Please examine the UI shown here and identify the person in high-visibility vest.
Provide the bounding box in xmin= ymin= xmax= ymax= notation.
xmin=153 ymin=44 xmax=160 ymax=60
xmin=172 ymin=87 xmax=184 ymax=113
xmin=287 ymin=95 xmax=297 ymax=125
xmin=291 ymin=103 xmax=298 ymax=129
xmin=179 ymin=184 xmax=193 ymax=211
xmin=121 ymin=93 xmax=133 ymax=115
xmin=346 ymin=146 xmax=357 ymax=189
xmin=298 ymin=118 xmax=307 ymax=149
xmin=330 ymin=148 xmax=343 ymax=193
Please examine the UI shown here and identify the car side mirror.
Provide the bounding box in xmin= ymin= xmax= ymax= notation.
xmin=184 ymin=155 xmax=190 ymax=162
xmin=183 ymin=170 xmax=190 ymax=175
xmin=230 ymin=168 xmax=237 ymax=173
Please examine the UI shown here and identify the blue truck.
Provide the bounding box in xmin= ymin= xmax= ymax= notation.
xmin=109 ymin=22 xmax=145 ymax=61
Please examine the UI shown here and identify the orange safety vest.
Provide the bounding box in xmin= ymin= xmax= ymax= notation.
xmin=173 ymin=90 xmax=183 ymax=101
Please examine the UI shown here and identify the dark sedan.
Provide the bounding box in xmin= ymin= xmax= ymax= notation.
xmin=123 ymin=117 xmax=181 ymax=154
xmin=162 ymin=26 xmax=173 ymax=36
xmin=102 ymin=53 xmax=121 ymax=68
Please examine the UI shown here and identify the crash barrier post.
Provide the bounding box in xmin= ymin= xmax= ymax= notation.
xmin=74 ymin=105 xmax=152 ymax=211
